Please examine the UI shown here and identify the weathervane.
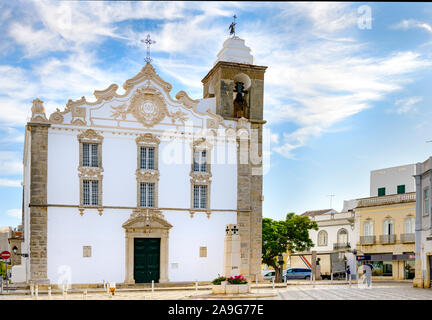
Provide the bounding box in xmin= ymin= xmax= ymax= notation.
xmin=229 ymin=14 xmax=237 ymax=37
xmin=141 ymin=34 xmax=156 ymax=63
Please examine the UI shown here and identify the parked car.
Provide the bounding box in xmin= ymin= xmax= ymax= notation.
xmin=285 ymin=268 xmax=311 ymax=280
xmin=262 ymin=270 xmax=287 ymax=282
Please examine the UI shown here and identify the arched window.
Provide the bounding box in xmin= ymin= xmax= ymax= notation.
xmin=337 ymin=228 xmax=348 ymax=244
xmin=404 ymin=217 xmax=415 ymax=234
xmin=364 ymin=221 xmax=373 ymax=236
xmin=383 ymin=219 xmax=394 ymax=235
xmin=318 ymin=230 xmax=328 ymax=246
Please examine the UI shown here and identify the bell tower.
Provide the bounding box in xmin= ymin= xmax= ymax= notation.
xmin=202 ymin=36 xmax=267 ymax=281
xmin=201 ymin=37 xmax=267 ymax=121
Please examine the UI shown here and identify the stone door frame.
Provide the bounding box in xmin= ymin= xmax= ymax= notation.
xmin=122 ymin=209 xmax=172 ymax=284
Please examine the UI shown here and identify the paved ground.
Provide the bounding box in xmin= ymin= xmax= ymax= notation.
xmin=0 ymin=282 xmax=431 ymax=300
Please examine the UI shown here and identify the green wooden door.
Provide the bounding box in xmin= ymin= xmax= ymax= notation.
xmin=134 ymin=238 xmax=160 ymax=283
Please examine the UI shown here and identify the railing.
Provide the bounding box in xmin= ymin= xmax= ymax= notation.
xmin=379 ymin=234 xmax=397 ymax=244
xmin=400 ymin=233 xmax=415 ymax=243
xmin=333 ymin=243 xmax=351 ymax=250
xmin=357 ymin=192 xmax=416 ymax=208
xmin=360 ymin=236 xmax=376 ymax=245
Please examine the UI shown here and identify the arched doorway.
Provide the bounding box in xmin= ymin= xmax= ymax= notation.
xmin=122 ymin=208 xmax=172 ymax=284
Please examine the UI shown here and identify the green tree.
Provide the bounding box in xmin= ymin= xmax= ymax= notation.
xmin=262 ymin=213 xmax=318 ymax=282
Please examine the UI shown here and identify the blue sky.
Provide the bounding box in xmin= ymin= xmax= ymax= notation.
xmin=0 ymin=1 xmax=431 ymax=228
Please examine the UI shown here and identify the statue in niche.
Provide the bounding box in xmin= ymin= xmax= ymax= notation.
xmin=233 ymin=81 xmax=249 ymax=119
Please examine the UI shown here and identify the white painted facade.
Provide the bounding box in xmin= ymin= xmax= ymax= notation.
xmin=370 ymin=164 xmax=416 ymax=197
xmin=414 ymin=157 xmax=432 ymax=287
xmin=308 ymin=210 xmax=357 ymax=277
xmin=22 ymin=60 xmax=248 ymax=284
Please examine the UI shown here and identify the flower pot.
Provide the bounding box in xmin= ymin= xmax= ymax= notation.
xmin=211 ymin=281 xmax=227 ymax=294
xmin=225 ymin=284 xmax=239 ymax=294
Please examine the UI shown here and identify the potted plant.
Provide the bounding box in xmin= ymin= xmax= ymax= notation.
xmin=225 ymin=275 xmax=250 ymax=294
xmin=211 ymin=275 xmax=227 ymax=294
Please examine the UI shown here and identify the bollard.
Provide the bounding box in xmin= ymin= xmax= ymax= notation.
xmin=30 ymin=282 xmax=34 ymax=297
xmin=152 ymin=280 xmax=154 ymax=292
xmin=83 ymin=289 xmax=88 ymax=300
xmin=255 ymin=274 xmax=258 ymax=286
xmin=331 ymin=273 xmax=333 ymax=283
xmin=195 ymin=280 xmax=198 ymax=292
xmin=272 ymin=278 xmax=275 ymax=289
xmin=349 ymin=274 xmax=352 ymax=287
xmin=35 ymin=285 xmax=39 ymax=300
xmin=48 ymin=286 xmax=52 ymax=299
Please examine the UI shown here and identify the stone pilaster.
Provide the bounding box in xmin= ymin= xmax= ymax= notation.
xmin=28 ymin=123 xmax=50 ymax=284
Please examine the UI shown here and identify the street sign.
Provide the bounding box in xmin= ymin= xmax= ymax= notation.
xmin=0 ymin=251 xmax=11 ymax=260
xmin=356 ymin=255 xmax=371 ymax=261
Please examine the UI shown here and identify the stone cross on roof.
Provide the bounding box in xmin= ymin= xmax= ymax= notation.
xmin=141 ymin=34 xmax=156 ymax=63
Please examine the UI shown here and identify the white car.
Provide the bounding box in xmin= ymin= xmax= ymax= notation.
xmin=262 ymin=270 xmax=287 ymax=282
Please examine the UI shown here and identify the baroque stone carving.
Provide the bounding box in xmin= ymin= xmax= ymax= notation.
xmin=77 ymin=129 xmax=104 ymax=143
xmin=136 ymin=133 xmax=160 ymax=146
xmin=136 ymin=169 xmax=160 ymax=182
xmin=190 ymin=171 xmax=212 ymax=184
xmin=111 ymin=87 xmax=168 ymax=127
xmin=30 ymin=98 xmax=48 ymax=123
xmin=49 ymin=109 xmax=64 ymax=124
xmin=78 ymin=167 xmax=104 ymax=179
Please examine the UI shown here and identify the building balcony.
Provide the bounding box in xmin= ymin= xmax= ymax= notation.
xmin=357 ymin=192 xmax=416 ymax=208
xmin=360 ymin=236 xmax=376 ymax=245
xmin=379 ymin=234 xmax=397 ymax=244
xmin=400 ymin=233 xmax=415 ymax=243
xmin=333 ymin=242 xmax=351 ymax=250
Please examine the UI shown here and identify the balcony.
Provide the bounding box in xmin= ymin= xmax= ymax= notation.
xmin=360 ymin=236 xmax=376 ymax=245
xmin=400 ymin=233 xmax=415 ymax=243
xmin=357 ymin=192 xmax=416 ymax=208
xmin=379 ymin=234 xmax=396 ymax=244
xmin=333 ymin=243 xmax=351 ymax=250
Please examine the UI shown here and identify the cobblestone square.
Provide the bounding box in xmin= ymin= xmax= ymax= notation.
xmin=1 ymin=283 xmax=431 ymax=300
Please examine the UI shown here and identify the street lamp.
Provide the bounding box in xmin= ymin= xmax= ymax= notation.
xmin=12 ymin=246 xmax=28 ymax=258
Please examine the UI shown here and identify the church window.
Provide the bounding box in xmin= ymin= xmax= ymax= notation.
xmin=140 ymin=183 xmax=155 ymax=207
xmin=193 ymin=185 xmax=207 ymax=209
xmin=317 ymin=230 xmax=328 ymax=246
xmin=82 ymin=143 xmax=99 ymax=167
xmin=140 ymin=147 xmax=155 ymax=170
xmin=83 ymin=180 xmax=99 ymax=206
xmin=193 ymin=150 xmax=207 ymax=172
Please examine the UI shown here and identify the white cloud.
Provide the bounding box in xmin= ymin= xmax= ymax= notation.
xmin=392 ymin=19 xmax=432 ymax=33
xmin=0 ymin=1 xmax=430 ymax=161
xmin=0 ymin=152 xmax=22 ymax=176
xmin=394 ymin=97 xmax=422 ymax=114
xmin=7 ymin=208 xmax=21 ymax=218
xmin=0 ymin=179 xmax=21 ymax=188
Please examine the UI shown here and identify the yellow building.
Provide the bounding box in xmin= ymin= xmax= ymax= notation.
xmin=355 ymin=192 xmax=416 ymax=280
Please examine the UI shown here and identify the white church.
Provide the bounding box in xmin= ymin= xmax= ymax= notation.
xmin=17 ymin=35 xmax=267 ymax=285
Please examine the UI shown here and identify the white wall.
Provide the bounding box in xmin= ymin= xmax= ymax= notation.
xmin=47 ymin=130 xmax=237 ymax=210
xmin=370 ymin=164 xmax=416 ymax=197
xmin=46 ymin=207 xmax=236 ymax=284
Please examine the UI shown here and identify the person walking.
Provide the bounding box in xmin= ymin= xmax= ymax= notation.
xmin=363 ymin=261 xmax=373 ymax=288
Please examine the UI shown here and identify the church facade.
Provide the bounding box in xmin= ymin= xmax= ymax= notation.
xmin=21 ymin=36 xmax=266 ymax=285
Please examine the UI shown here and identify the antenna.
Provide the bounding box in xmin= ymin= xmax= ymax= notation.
xmin=327 ymin=194 xmax=335 ymax=208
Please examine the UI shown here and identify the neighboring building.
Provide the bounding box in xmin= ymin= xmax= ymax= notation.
xmin=355 ymin=164 xmax=416 ymax=280
xmin=8 ymin=225 xmax=24 ymax=266
xmin=370 ymin=164 xmax=416 ymax=197
xmin=413 ymin=156 xmax=432 ymax=288
xmin=0 ymin=227 xmax=12 ymax=252
xmin=20 ymin=35 xmax=266 ymax=284
xmin=296 ymin=207 xmax=357 ymax=279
